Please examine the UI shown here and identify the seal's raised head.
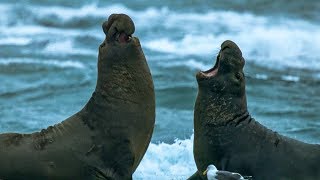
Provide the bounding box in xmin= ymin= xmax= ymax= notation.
xmin=98 ymin=14 xmax=140 ymax=66
xmin=191 ymin=40 xmax=320 ymax=180
xmin=102 ymin=13 xmax=135 ymax=44
xmin=195 ymin=40 xmax=247 ymax=125
xmin=0 ymin=13 xmax=155 ymax=179
xmin=197 ymin=40 xmax=245 ymax=96
xmin=96 ymin=14 xmax=152 ymax=101
xmin=93 ymin=14 xmax=155 ymax=177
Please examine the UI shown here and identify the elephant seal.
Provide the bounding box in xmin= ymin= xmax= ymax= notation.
xmin=0 ymin=14 xmax=155 ymax=180
xmin=189 ymin=40 xmax=320 ymax=180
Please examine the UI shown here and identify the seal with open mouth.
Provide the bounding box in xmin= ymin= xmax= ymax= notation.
xmin=0 ymin=14 xmax=155 ymax=180
xmin=188 ymin=40 xmax=320 ymax=180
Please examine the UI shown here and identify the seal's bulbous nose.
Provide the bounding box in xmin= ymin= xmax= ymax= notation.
xmin=102 ymin=14 xmax=135 ymax=37
xmin=221 ymin=40 xmax=242 ymax=57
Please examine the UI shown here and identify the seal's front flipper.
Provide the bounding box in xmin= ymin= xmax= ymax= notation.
xmin=88 ymin=166 xmax=115 ymax=179
xmin=99 ymin=137 xmax=135 ymax=180
xmin=187 ymin=171 xmax=203 ymax=180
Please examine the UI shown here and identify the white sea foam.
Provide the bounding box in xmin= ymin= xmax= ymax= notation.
xmin=134 ymin=135 xmax=196 ymax=180
xmin=28 ymin=4 xmax=130 ymax=21
xmin=28 ymin=3 xmax=163 ymax=27
xmin=2 ymin=3 xmax=319 ymax=70
xmin=158 ymin=58 xmax=210 ymax=71
xmin=137 ymin=8 xmax=320 ymax=70
xmin=44 ymin=39 xmax=96 ymax=56
xmin=0 ymin=4 xmax=10 ymax=26
xmin=255 ymin=74 xmax=269 ymax=80
xmin=0 ymin=25 xmax=82 ymax=36
xmin=0 ymin=37 xmax=32 ymax=45
xmin=281 ymin=75 xmax=300 ymax=82
xmin=0 ymin=58 xmax=85 ymax=69
xmin=145 ymin=35 xmax=218 ymax=56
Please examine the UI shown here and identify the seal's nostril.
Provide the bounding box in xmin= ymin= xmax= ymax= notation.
xmin=220 ymin=40 xmax=243 ymax=57
xmin=221 ymin=40 xmax=239 ymax=51
xmin=100 ymin=42 xmax=105 ymax=48
xmin=102 ymin=21 xmax=109 ymax=35
xmin=103 ymin=14 xmax=135 ymax=43
xmin=221 ymin=41 xmax=233 ymax=52
xmin=221 ymin=45 xmax=229 ymax=52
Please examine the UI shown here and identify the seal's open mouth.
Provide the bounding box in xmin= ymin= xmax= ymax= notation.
xmin=202 ymin=54 xmax=220 ymax=78
xmin=196 ymin=40 xmax=243 ymax=81
xmin=114 ymin=31 xmax=132 ymax=44
xmin=197 ymin=53 xmax=221 ymax=80
xmin=196 ymin=43 xmax=232 ymax=80
xmin=102 ymin=14 xmax=135 ymax=45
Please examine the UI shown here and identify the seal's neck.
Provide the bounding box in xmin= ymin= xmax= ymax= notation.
xmin=195 ymin=90 xmax=248 ymax=126
xmin=94 ymin=41 xmax=150 ymax=102
xmin=95 ymin=62 xmax=135 ymax=97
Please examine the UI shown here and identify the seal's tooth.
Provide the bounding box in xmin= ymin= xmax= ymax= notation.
xmin=116 ymin=33 xmax=120 ymax=41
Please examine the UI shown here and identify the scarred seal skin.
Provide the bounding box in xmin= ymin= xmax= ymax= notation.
xmin=189 ymin=40 xmax=320 ymax=180
xmin=0 ymin=14 xmax=155 ymax=180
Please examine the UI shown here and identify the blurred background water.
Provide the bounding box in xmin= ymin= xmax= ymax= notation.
xmin=0 ymin=0 xmax=319 ymax=179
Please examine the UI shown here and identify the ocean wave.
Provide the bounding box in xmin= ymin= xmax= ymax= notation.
xmin=26 ymin=4 xmax=165 ymax=29
xmin=134 ymin=135 xmax=196 ymax=180
xmin=145 ymin=35 xmax=218 ymax=56
xmin=0 ymin=4 xmax=10 ymax=26
xmin=281 ymin=75 xmax=300 ymax=82
xmin=0 ymin=58 xmax=85 ymax=69
xmin=0 ymin=25 xmax=100 ymax=56
xmin=29 ymin=4 xmax=109 ymax=21
xmin=286 ymin=127 xmax=318 ymax=134
xmin=158 ymin=58 xmax=210 ymax=71
xmin=27 ymin=3 xmax=162 ymax=26
xmin=255 ymin=74 xmax=269 ymax=80
xmin=25 ymin=4 xmax=132 ymax=28
xmin=43 ymin=39 xmax=96 ymax=56
xmin=139 ymin=8 xmax=320 ymax=70
xmin=3 ymin=3 xmax=320 ymax=70
xmin=251 ymin=74 xmax=319 ymax=83
xmin=0 ymin=37 xmax=32 ymax=46
xmin=0 ymin=25 xmax=83 ymax=36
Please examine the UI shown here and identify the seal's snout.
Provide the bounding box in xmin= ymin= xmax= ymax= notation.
xmin=196 ymin=40 xmax=245 ymax=82
xmin=102 ymin=14 xmax=135 ymax=44
xmin=220 ymin=40 xmax=242 ymax=57
xmin=221 ymin=40 xmax=238 ymax=50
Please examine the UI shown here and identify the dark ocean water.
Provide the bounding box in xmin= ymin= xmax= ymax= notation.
xmin=0 ymin=0 xmax=319 ymax=179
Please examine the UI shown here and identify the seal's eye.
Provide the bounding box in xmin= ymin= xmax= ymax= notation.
xmin=235 ymin=72 xmax=242 ymax=80
xmin=100 ymin=42 xmax=105 ymax=48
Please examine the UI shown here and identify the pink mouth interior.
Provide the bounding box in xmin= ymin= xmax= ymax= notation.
xmin=118 ymin=33 xmax=129 ymax=43
xmin=204 ymin=67 xmax=218 ymax=76
xmin=201 ymin=55 xmax=220 ymax=78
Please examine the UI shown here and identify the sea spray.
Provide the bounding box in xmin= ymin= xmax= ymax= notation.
xmin=134 ymin=135 xmax=196 ymax=179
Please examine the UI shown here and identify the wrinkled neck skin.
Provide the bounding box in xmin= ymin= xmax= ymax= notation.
xmin=95 ymin=38 xmax=152 ymax=104
xmin=193 ymin=86 xmax=250 ymax=178
xmin=82 ymin=37 xmax=155 ymax=177
xmin=195 ymin=85 xmax=248 ymax=128
xmin=81 ymin=36 xmax=155 ymax=140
